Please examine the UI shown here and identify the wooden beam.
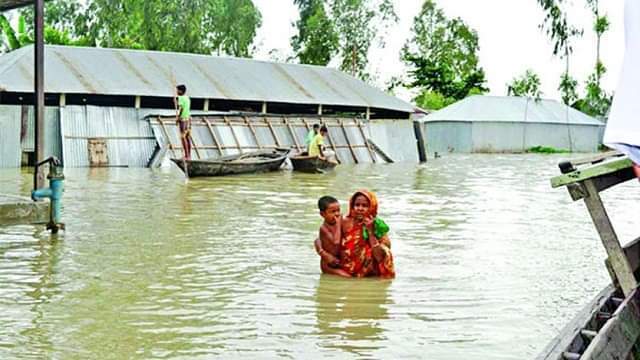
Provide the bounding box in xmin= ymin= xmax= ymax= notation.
xmin=262 ymin=102 xmax=267 ymax=114
xmin=365 ymin=107 xmax=370 ymax=120
xmin=356 ymin=120 xmax=376 ymax=163
xmin=135 ymin=96 xmax=141 ymax=109
xmin=203 ymin=119 xmax=223 ymax=156
xmin=190 ymin=118 xmax=202 ymax=159
xmin=317 ymin=104 xmax=323 ymax=115
xmin=157 ymin=117 xmax=178 ymax=158
xmin=551 ymin=157 xmax=633 ymax=188
xmin=203 ymin=99 xmax=209 ymax=111
xmin=320 ymin=117 xmax=340 ymax=163
xmin=284 ymin=116 xmax=301 ymax=152
xmin=582 ymin=179 xmax=637 ymax=297
xmin=244 ymin=116 xmax=262 ymax=149
xmin=224 ymin=116 xmax=243 ymax=154
xmin=266 ymin=118 xmax=282 ymax=147
xmin=581 ymin=288 xmax=640 ymax=359
xmin=59 ymin=93 xmax=66 ymax=107
xmin=339 ymin=118 xmax=358 ymax=163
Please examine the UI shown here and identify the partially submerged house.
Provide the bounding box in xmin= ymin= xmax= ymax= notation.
xmin=418 ymin=95 xmax=604 ymax=156
xmin=0 ymin=45 xmax=418 ymax=167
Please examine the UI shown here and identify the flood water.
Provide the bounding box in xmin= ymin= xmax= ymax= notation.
xmin=1 ymin=154 xmax=639 ymax=359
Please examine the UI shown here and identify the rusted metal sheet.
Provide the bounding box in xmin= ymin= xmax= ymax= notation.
xmin=0 ymin=45 xmax=413 ymax=113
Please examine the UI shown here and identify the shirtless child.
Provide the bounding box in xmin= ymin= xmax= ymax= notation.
xmin=314 ymin=196 xmax=351 ymax=277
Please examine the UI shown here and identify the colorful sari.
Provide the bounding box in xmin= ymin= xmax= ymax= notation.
xmin=340 ymin=190 xmax=395 ymax=278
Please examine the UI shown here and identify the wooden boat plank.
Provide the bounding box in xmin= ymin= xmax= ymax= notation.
xmin=536 ymin=285 xmax=616 ymax=360
xmin=582 ymin=288 xmax=640 ymax=360
xmin=551 ymin=158 xmax=633 ymax=189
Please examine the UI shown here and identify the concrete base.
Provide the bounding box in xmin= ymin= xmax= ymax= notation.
xmin=0 ymin=194 xmax=49 ymax=226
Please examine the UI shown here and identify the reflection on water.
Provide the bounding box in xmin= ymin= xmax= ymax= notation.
xmin=1 ymin=154 xmax=639 ymax=359
xmin=315 ymin=276 xmax=392 ymax=356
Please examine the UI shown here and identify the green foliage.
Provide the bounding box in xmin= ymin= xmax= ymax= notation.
xmin=536 ymin=0 xmax=583 ymax=57
xmin=507 ymin=69 xmax=542 ymax=99
xmin=0 ymin=15 xmax=21 ymax=50
xmin=413 ymin=90 xmax=456 ymax=111
xmin=330 ymin=0 xmax=397 ymax=80
xmin=291 ymin=0 xmax=338 ymax=65
xmin=559 ymin=72 xmax=578 ymax=105
xmin=402 ymin=0 xmax=487 ymax=109
xmin=18 ymin=0 xmax=262 ymax=57
xmin=527 ymin=146 xmax=569 ymax=154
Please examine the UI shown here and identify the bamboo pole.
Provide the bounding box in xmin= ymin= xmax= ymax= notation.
xmin=284 ymin=116 xmax=301 ymax=152
xmin=204 ymin=118 xmax=223 ymax=156
xmin=157 ymin=117 xmax=178 ymax=158
xmin=357 ymin=120 xmax=376 ymax=163
xmin=266 ymin=118 xmax=282 ymax=147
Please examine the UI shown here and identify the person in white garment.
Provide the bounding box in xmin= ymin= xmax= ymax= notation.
xmin=603 ymin=0 xmax=640 ymax=178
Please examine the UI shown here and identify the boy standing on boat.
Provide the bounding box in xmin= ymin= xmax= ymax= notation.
xmin=309 ymin=125 xmax=335 ymax=161
xmin=175 ymin=84 xmax=192 ymax=160
xmin=305 ymin=123 xmax=320 ymax=153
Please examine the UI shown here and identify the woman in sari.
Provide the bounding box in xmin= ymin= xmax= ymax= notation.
xmin=340 ymin=190 xmax=395 ymax=278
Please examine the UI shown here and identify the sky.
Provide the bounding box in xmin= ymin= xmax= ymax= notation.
xmin=252 ymin=0 xmax=625 ymax=103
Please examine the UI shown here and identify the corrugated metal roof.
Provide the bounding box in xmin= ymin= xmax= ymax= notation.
xmin=0 ymin=45 xmax=414 ymax=113
xmin=422 ymin=95 xmax=604 ymax=126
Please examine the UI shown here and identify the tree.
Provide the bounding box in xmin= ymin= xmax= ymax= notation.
xmin=19 ymin=0 xmax=262 ymax=57
xmin=579 ymin=0 xmax=611 ymax=117
xmin=291 ymin=0 xmax=338 ymax=65
xmin=401 ymin=0 xmax=487 ymax=110
xmin=507 ymin=69 xmax=542 ymax=100
xmin=536 ymin=0 xmax=583 ymax=105
xmin=329 ymin=0 xmax=397 ymax=80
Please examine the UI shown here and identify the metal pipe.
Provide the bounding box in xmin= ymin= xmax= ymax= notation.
xmin=31 ymin=157 xmax=65 ymax=234
xmin=34 ymin=0 xmax=45 ymax=190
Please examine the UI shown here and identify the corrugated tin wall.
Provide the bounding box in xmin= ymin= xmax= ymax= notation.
xmin=368 ymin=119 xmax=419 ymax=162
xmin=21 ymin=106 xmax=62 ymax=160
xmin=148 ymin=115 xmax=379 ymax=165
xmin=422 ymin=120 xmax=602 ymax=154
xmin=61 ymin=106 xmax=156 ymax=167
xmin=0 ymin=105 xmax=21 ymax=167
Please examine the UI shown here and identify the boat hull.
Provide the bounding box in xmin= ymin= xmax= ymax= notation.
xmin=290 ymin=154 xmax=338 ymax=173
xmin=171 ymin=149 xmax=289 ymax=177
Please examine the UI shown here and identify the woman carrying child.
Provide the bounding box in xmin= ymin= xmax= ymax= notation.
xmin=315 ymin=190 xmax=395 ymax=278
xmin=340 ymin=190 xmax=395 ymax=278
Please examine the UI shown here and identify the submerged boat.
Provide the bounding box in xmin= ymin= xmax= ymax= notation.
xmin=290 ymin=152 xmax=338 ymax=173
xmin=539 ymin=151 xmax=640 ymax=360
xmin=171 ymin=149 xmax=290 ymax=177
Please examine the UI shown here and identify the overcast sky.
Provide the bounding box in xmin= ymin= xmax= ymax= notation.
xmin=252 ymin=0 xmax=625 ymax=102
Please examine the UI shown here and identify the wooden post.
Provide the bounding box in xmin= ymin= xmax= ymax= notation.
xmin=135 ymin=96 xmax=141 ymax=109
xmin=262 ymin=102 xmax=268 ymax=114
xmin=339 ymin=119 xmax=358 ymax=163
xmin=224 ymin=116 xmax=243 ymax=153
xmin=357 ymin=120 xmax=376 ymax=163
xmin=204 ymin=99 xmax=209 ymax=111
xmin=157 ymin=117 xmax=178 ymax=158
xmin=204 ymin=118 xmax=223 ymax=156
xmin=59 ymin=93 xmax=66 ymax=107
xmin=284 ymin=116 xmax=301 ymax=152
xmin=365 ymin=107 xmax=371 ymax=121
xmin=190 ymin=117 xmax=202 ymax=159
xmin=317 ymin=104 xmax=323 ymax=115
xmin=320 ymin=117 xmax=340 ymax=163
xmin=266 ymin=118 xmax=282 ymax=147
xmin=244 ymin=116 xmax=262 ymax=149
xmin=583 ymin=179 xmax=637 ymax=296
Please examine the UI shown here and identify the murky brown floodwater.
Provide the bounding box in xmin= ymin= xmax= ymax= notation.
xmin=1 ymin=154 xmax=639 ymax=359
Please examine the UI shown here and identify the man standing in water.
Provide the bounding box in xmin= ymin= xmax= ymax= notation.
xmin=175 ymin=84 xmax=192 ymax=160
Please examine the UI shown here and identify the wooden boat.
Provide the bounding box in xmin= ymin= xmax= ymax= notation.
xmin=170 ymin=149 xmax=290 ymax=177
xmin=290 ymin=152 xmax=338 ymax=173
xmin=539 ymin=151 xmax=640 ymax=360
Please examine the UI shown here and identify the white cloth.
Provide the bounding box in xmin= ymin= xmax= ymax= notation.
xmin=603 ymin=0 xmax=640 ymax=163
